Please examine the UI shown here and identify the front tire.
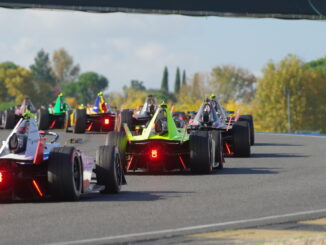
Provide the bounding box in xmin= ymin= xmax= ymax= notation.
xmin=96 ymin=145 xmax=123 ymax=194
xmin=212 ymin=130 xmax=224 ymax=169
xmin=105 ymin=131 xmax=128 ymax=170
xmin=47 ymin=147 xmax=82 ymax=201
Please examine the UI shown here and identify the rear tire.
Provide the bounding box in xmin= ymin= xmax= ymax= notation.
xmin=189 ymin=131 xmax=214 ymax=174
xmin=96 ymin=145 xmax=123 ymax=194
xmin=239 ymin=115 xmax=254 ymax=145
xmin=38 ymin=108 xmax=49 ymax=130
xmin=232 ymin=121 xmax=251 ymax=157
xmin=73 ymin=109 xmax=86 ymax=134
xmin=47 ymin=147 xmax=82 ymax=201
xmin=4 ymin=110 xmax=16 ymax=129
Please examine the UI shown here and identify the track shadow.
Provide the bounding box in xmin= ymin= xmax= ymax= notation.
xmin=0 ymin=191 xmax=194 ymax=204
xmin=126 ymin=170 xmax=190 ymax=176
xmin=214 ymin=167 xmax=280 ymax=175
xmin=125 ymin=165 xmax=280 ymax=176
xmin=255 ymin=142 xmax=304 ymax=147
xmin=81 ymin=190 xmax=194 ymax=202
xmin=251 ymin=153 xmax=309 ymax=158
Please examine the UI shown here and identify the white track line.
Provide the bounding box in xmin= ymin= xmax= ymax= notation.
xmin=48 ymin=209 xmax=326 ymax=245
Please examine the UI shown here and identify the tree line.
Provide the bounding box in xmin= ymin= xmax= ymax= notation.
xmin=109 ymin=55 xmax=326 ymax=134
xmin=1 ymin=49 xmax=326 ymax=133
xmin=0 ymin=48 xmax=108 ymax=109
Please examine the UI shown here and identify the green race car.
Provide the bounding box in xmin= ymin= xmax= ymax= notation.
xmin=106 ymin=103 xmax=222 ymax=174
xmin=38 ymin=93 xmax=69 ymax=130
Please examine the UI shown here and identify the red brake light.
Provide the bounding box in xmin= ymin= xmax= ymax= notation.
xmin=104 ymin=119 xmax=110 ymax=125
xmin=0 ymin=171 xmax=12 ymax=189
xmin=151 ymin=149 xmax=158 ymax=159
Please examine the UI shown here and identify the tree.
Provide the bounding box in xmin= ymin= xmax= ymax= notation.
xmin=30 ymin=50 xmax=56 ymax=86
xmin=2 ymin=67 xmax=36 ymax=104
xmin=254 ymin=55 xmax=326 ymax=133
xmin=174 ymin=67 xmax=181 ymax=93
xmin=63 ymin=82 xmax=79 ymax=98
xmin=30 ymin=50 xmax=57 ymax=106
xmin=52 ymin=48 xmax=80 ymax=88
xmin=77 ymin=72 xmax=109 ymax=104
xmin=130 ymin=80 xmax=146 ymax=91
xmin=210 ymin=65 xmax=256 ymax=104
xmin=0 ymin=62 xmax=17 ymax=70
xmin=190 ymin=72 xmax=207 ymax=100
xmin=161 ymin=66 xmax=169 ymax=92
xmin=305 ymin=56 xmax=326 ymax=73
xmin=182 ymin=70 xmax=187 ymax=86
xmin=0 ymin=62 xmax=17 ymax=103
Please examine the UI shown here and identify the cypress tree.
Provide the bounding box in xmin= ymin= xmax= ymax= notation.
xmin=161 ymin=66 xmax=169 ymax=92
xmin=174 ymin=67 xmax=181 ymax=93
xmin=182 ymin=70 xmax=187 ymax=86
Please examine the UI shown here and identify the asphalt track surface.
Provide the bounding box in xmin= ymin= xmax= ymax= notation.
xmin=0 ymin=130 xmax=325 ymax=245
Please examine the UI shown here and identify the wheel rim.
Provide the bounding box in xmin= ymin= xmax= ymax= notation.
xmin=114 ymin=151 xmax=122 ymax=187
xmin=73 ymin=157 xmax=82 ymax=192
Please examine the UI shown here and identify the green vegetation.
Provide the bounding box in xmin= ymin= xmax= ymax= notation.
xmin=0 ymin=48 xmax=108 ymax=108
xmin=182 ymin=70 xmax=187 ymax=86
xmin=210 ymin=65 xmax=256 ymax=104
xmin=254 ymin=55 xmax=326 ymax=133
xmin=1 ymin=50 xmax=326 ymax=134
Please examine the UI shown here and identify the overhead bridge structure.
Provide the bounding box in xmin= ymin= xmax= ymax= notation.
xmin=0 ymin=0 xmax=325 ymax=20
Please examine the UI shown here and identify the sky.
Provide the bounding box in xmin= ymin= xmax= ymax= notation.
xmin=0 ymin=8 xmax=326 ymax=92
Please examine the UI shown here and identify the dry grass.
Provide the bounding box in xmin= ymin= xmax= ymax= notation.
xmin=264 ymin=235 xmax=326 ymax=245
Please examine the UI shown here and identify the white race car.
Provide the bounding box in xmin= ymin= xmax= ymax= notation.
xmin=0 ymin=115 xmax=125 ymax=202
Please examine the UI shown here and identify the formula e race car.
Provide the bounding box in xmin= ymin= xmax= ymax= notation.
xmin=0 ymin=98 xmax=37 ymax=129
xmin=117 ymin=95 xmax=158 ymax=131
xmin=38 ymin=93 xmax=69 ymax=130
xmin=208 ymin=96 xmax=251 ymax=157
xmin=107 ymin=103 xmax=222 ymax=174
xmin=0 ymin=113 xmax=125 ymax=202
xmin=210 ymin=94 xmax=255 ymax=145
xmin=65 ymin=92 xmax=116 ymax=134
xmin=188 ymin=99 xmax=226 ymax=168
